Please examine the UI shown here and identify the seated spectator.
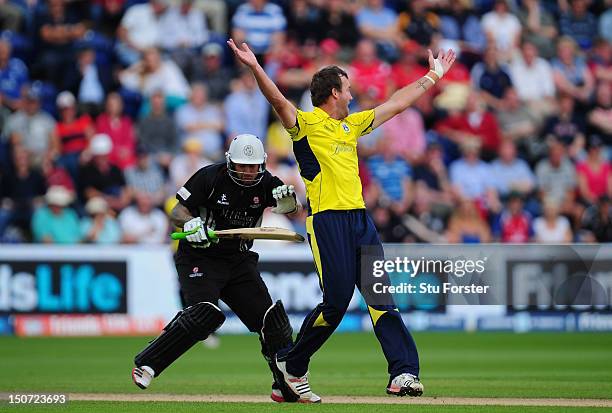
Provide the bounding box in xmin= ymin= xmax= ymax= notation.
xmin=449 ymin=139 xmax=497 ymax=204
xmin=116 ymin=0 xmax=168 ymax=66
xmin=438 ymin=0 xmax=486 ymax=58
xmin=231 ymin=0 xmax=287 ymax=59
xmin=63 ymin=47 xmax=112 ymax=116
xmin=0 ymin=39 xmax=29 ymax=111
xmin=78 ymin=133 xmax=130 ymax=211
xmin=285 ymin=0 xmax=323 ymax=44
xmin=91 ymin=0 xmax=126 ymax=39
xmin=158 ymin=0 xmax=209 ymax=73
xmin=588 ymin=39 xmax=612 ymax=85
xmin=496 ymin=88 xmax=540 ymax=155
xmin=371 ymin=202 xmax=411 ymax=243
xmin=493 ymin=192 xmax=533 ymax=243
xmin=508 ymin=39 xmax=556 ymax=122
xmin=470 ymin=46 xmax=513 ymax=110
xmin=319 ymin=0 xmax=359 ymax=48
xmin=137 ymin=89 xmax=178 ymax=169
xmin=481 ymin=0 xmax=521 ymax=62
xmin=516 ymin=0 xmax=558 ymax=59
xmin=559 ymin=0 xmax=597 ymax=50
xmin=124 ymin=145 xmax=166 ymax=207
xmin=535 ymin=138 xmax=577 ymax=209
xmin=31 ymin=185 xmax=81 ymax=244
xmin=600 ymin=6 xmax=612 ymax=43
xmin=446 ymin=197 xmax=492 ymax=243
xmin=533 ymin=197 xmax=573 ymax=243
xmin=119 ymin=47 xmax=190 ymax=105
xmin=189 ymin=43 xmax=234 ymax=102
xmin=0 ymin=1 xmax=22 ymax=32
xmin=80 ymin=196 xmax=121 ymax=244
xmin=587 ymin=82 xmax=612 ymax=145
xmin=95 ymin=92 xmax=137 ymax=170
xmin=175 ymin=83 xmax=224 ymax=160
xmin=542 ymin=93 xmax=586 ymax=158
xmin=552 ymin=36 xmax=595 ymax=105
xmin=576 ymin=135 xmax=611 ymax=205
xmin=34 ymin=0 xmax=87 ymax=83
xmin=381 ymin=105 xmax=427 ymax=163
xmin=356 ymin=0 xmax=401 ymax=58
xmin=223 ymin=70 xmax=269 ymax=140
xmin=53 ymin=91 xmax=94 ymax=181
xmin=349 ymin=39 xmax=392 ymax=102
xmin=390 ymin=40 xmax=428 ymax=89
xmin=412 ymin=142 xmax=452 ymax=213
xmin=398 ymin=0 xmax=440 ymax=47
xmin=490 ymin=140 xmax=536 ymax=198
xmin=118 ymin=190 xmax=168 ymax=244
xmin=4 ymin=85 xmax=56 ymax=167
xmin=169 ymin=138 xmax=213 ymax=192
xmin=580 ymin=195 xmax=612 ymax=242
xmin=367 ymin=137 xmax=414 ymax=216
xmin=435 ymin=91 xmax=503 ymax=158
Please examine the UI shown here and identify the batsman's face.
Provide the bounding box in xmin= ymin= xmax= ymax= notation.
xmin=234 ymin=163 xmax=260 ymax=183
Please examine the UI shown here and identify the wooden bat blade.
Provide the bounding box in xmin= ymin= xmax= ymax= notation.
xmin=214 ymin=227 xmax=305 ymax=242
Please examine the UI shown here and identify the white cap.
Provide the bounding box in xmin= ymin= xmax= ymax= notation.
xmin=226 ymin=134 xmax=266 ymax=165
xmin=56 ymin=91 xmax=76 ymax=108
xmin=90 ymin=133 xmax=113 ymax=156
xmin=45 ymin=186 xmax=73 ymax=207
xmin=85 ymin=197 xmax=108 ymax=214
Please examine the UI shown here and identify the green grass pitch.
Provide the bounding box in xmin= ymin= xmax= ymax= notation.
xmin=1 ymin=332 xmax=611 ymax=412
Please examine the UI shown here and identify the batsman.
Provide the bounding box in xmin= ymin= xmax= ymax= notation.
xmin=131 ymin=134 xmax=310 ymax=403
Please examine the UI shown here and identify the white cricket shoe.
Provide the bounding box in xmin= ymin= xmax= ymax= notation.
xmin=386 ymin=373 xmax=424 ymax=397
xmin=274 ymin=358 xmax=321 ymax=403
xmin=132 ymin=366 xmax=155 ymax=389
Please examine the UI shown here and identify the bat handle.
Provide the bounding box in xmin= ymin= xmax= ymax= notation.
xmin=170 ymin=226 xmax=218 ymax=241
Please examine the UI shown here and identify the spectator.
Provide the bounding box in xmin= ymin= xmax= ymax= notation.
xmin=137 ymin=89 xmax=178 ymax=169
xmin=4 ymin=85 xmax=56 ymax=167
xmin=390 ymin=40 xmax=428 ymax=89
xmin=517 ymin=0 xmax=558 ymax=59
xmin=398 ymin=0 xmax=440 ymax=47
xmin=588 ymin=39 xmax=612 ymax=85
xmin=78 ymin=133 xmax=130 ymax=211
xmin=508 ymin=39 xmax=556 ymax=121
xmin=481 ymin=0 xmax=521 ymax=62
xmin=116 ymin=0 xmax=168 ymax=66
xmin=381 ymin=105 xmax=427 ymax=163
xmin=223 ymin=70 xmax=269 ymax=140
xmin=412 ymin=142 xmax=452 ymax=213
xmin=231 ymin=0 xmax=286 ymax=59
xmin=494 ymin=192 xmax=533 ymax=243
xmin=367 ymin=137 xmax=414 ymax=215
xmin=34 ymin=0 xmax=87 ymax=83
xmin=0 ymin=39 xmax=29 ymax=111
xmin=63 ymin=47 xmax=112 ymax=115
xmin=119 ymin=47 xmax=190 ymax=104
xmin=80 ymin=196 xmax=121 ymax=244
xmin=92 ymin=0 xmax=126 ymax=39
xmin=319 ymin=0 xmax=359 ymax=48
xmin=118 ymin=190 xmax=168 ymax=244
xmin=53 ymin=91 xmax=94 ymax=181
xmin=371 ymin=202 xmax=411 ymax=243
xmin=535 ymin=138 xmax=577 ymax=207
xmin=542 ymin=93 xmax=586 ymax=158
xmin=124 ymin=145 xmax=166 ymax=206
xmin=533 ymin=197 xmax=573 ymax=243
xmin=0 ymin=1 xmax=22 ymax=32
xmin=285 ymin=0 xmax=323 ymax=44
xmin=95 ymin=92 xmax=137 ymax=170
xmin=496 ymin=88 xmax=540 ymax=154
xmin=587 ymin=82 xmax=612 ymax=145
xmin=446 ymin=197 xmax=492 ymax=243
xmin=356 ymin=0 xmax=401 ymax=57
xmin=580 ymin=195 xmax=612 ymax=242
xmin=559 ymin=0 xmax=597 ymax=50
xmin=600 ymin=5 xmax=612 ymax=43
xmin=438 ymin=0 xmax=486 ymax=58
xmin=449 ymin=138 xmax=495 ymax=200
xmin=576 ymin=135 xmax=611 ymax=205
xmin=189 ymin=43 xmax=234 ymax=102
xmin=490 ymin=139 xmax=536 ymax=198
xmin=175 ymin=83 xmax=223 ymax=160
xmin=470 ymin=46 xmax=513 ymax=110
xmin=31 ymin=185 xmax=81 ymax=244
xmin=349 ymin=39 xmax=392 ymax=101
xmin=552 ymin=36 xmax=595 ymax=104
xmin=168 ymin=138 xmax=212 ymax=192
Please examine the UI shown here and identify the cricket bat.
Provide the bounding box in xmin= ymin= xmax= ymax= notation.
xmin=171 ymin=227 xmax=305 ymax=242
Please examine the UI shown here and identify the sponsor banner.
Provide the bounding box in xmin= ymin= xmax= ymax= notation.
xmin=477 ymin=312 xmax=612 ymax=332
xmin=0 ymin=315 xmax=13 ymax=335
xmin=13 ymin=314 xmax=166 ymax=337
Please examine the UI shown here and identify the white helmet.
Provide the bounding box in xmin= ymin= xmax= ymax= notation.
xmin=225 ymin=134 xmax=267 ymax=187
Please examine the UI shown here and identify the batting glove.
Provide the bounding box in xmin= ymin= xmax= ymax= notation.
xmin=271 ymin=185 xmax=298 ymax=214
xmin=183 ymin=217 xmax=217 ymax=248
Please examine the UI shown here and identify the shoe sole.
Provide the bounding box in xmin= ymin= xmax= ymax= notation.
xmin=386 ymin=386 xmax=423 ymax=397
xmin=131 ymin=368 xmax=148 ymax=390
xmin=271 ymin=393 xmax=322 ymax=404
xmin=272 ymin=358 xmax=300 ymax=403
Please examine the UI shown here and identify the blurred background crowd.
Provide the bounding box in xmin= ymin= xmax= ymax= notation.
xmin=0 ymin=0 xmax=610 ymax=245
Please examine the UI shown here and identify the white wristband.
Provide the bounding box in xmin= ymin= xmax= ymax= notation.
xmin=432 ymin=58 xmax=444 ymax=78
xmin=423 ymin=75 xmax=436 ymax=85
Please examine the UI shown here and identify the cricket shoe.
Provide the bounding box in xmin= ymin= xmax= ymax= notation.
xmin=132 ymin=366 xmax=154 ymax=389
xmin=386 ymin=373 xmax=424 ymax=397
xmin=274 ymin=358 xmax=321 ymax=403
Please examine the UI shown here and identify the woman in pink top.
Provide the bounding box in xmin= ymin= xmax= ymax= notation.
xmin=576 ymin=135 xmax=611 ymax=204
xmin=95 ymin=92 xmax=137 ymax=170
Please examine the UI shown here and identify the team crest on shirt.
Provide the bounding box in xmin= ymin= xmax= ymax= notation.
xmin=250 ymin=196 xmax=260 ymax=208
xmin=341 ymin=123 xmax=350 ymax=133
xmin=217 ymin=193 xmax=229 ymax=205
xmin=189 ymin=267 xmax=204 ymax=278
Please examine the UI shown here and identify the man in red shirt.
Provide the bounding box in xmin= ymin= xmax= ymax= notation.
xmin=349 ymin=39 xmax=392 ymax=101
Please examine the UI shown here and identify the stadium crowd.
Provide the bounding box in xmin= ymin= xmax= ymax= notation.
xmin=0 ymin=0 xmax=610 ymax=245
